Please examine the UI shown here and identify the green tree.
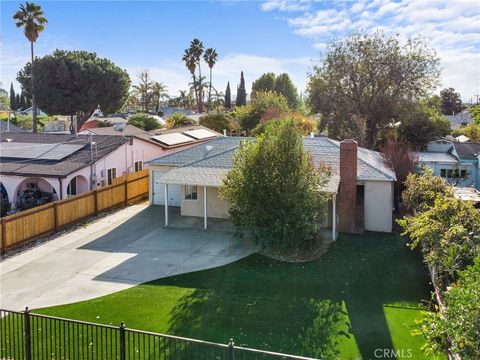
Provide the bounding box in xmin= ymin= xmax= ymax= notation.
xmin=306 ymin=31 xmax=440 ymax=148
xmin=15 ymin=94 xmax=21 ymax=110
xmin=20 ymin=92 xmax=27 ymax=110
xmin=468 ymin=104 xmax=480 ymax=125
xmin=401 ymin=166 xmax=451 ymax=214
xmin=274 ymin=73 xmax=299 ymax=109
xmin=398 ymin=103 xmax=451 ymax=149
xmin=132 ymin=70 xmax=153 ymax=112
xmin=188 ymin=38 xmax=204 ymax=112
xmin=150 ymin=81 xmax=168 ymax=114
xmin=440 ymin=87 xmax=463 ymax=115
xmin=203 ymin=48 xmax=218 ymax=110
xmin=251 ymin=73 xmax=276 ymax=99
xmin=220 ymin=119 xmax=329 ymax=254
xmin=16 ymin=50 xmax=131 ymax=131
xmin=236 ymin=71 xmax=247 ymax=107
xmin=454 ymin=123 xmax=480 ymax=142
xmin=225 ymin=82 xmax=231 ymax=109
xmin=0 ymin=87 xmax=9 ymax=111
xmin=236 ymin=91 xmax=289 ymax=132
xmin=127 ymin=113 xmax=161 ymax=131
xmin=13 ymin=1 xmax=48 ymax=133
xmin=199 ymin=113 xmax=231 ymax=133
xmin=166 ymin=112 xmax=195 ymax=128
xmin=9 ymin=83 xmax=16 ymax=110
xmin=398 ymin=195 xmax=480 ymax=285
xmin=417 ymin=255 xmax=480 ymax=359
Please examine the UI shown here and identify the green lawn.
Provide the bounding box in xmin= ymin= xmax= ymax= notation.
xmin=35 ymin=233 xmax=443 ymax=360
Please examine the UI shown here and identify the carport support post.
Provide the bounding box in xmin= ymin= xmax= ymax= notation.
xmin=164 ymin=183 xmax=168 ymax=226
xmin=332 ymin=193 xmax=337 ymax=241
xmin=203 ymin=186 xmax=207 ymax=230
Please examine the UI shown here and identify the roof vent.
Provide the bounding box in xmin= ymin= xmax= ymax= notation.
xmin=6 ymin=138 xmax=13 ymax=142
xmin=206 ymin=145 xmax=213 ymax=152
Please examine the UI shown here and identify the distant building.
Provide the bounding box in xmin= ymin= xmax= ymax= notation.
xmin=0 ymin=120 xmax=25 ymax=133
xmin=418 ymin=139 xmax=480 ymax=190
xmin=445 ymin=110 xmax=473 ymax=129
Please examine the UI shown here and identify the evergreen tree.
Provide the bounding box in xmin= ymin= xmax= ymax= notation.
xmin=236 ymin=71 xmax=247 ymax=106
xmin=15 ymin=94 xmax=21 ymax=110
xmin=9 ymin=83 xmax=16 ymax=110
xmin=225 ymin=82 xmax=231 ymax=109
xmin=20 ymin=92 xmax=27 ymax=109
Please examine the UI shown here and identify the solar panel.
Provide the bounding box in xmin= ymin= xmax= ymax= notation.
xmin=151 ymin=133 xmax=194 ymax=146
xmin=0 ymin=142 xmax=85 ymax=160
xmin=183 ymin=129 xmax=217 ymax=140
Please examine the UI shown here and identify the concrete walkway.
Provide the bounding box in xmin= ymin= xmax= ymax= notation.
xmin=0 ymin=204 xmax=258 ymax=311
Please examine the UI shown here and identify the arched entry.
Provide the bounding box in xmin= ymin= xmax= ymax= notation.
xmin=14 ymin=178 xmax=58 ymax=211
xmin=66 ymin=175 xmax=89 ymax=196
xmin=1 ymin=182 xmax=10 ymax=217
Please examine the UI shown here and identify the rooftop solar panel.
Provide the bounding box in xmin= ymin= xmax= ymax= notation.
xmin=183 ymin=129 xmax=218 ymax=140
xmin=0 ymin=142 xmax=85 ymax=160
xmin=151 ymin=133 xmax=194 ymax=146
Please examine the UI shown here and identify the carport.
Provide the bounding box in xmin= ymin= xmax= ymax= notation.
xmin=161 ymin=166 xmax=230 ymax=229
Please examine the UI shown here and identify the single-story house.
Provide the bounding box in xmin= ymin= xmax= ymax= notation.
xmin=418 ymin=139 xmax=480 ymax=190
xmin=0 ymin=126 xmax=220 ymax=211
xmin=445 ymin=110 xmax=473 ymax=129
xmin=148 ymin=136 xmax=397 ymax=238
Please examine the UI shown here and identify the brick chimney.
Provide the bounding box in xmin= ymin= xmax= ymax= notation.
xmin=338 ymin=139 xmax=357 ymax=233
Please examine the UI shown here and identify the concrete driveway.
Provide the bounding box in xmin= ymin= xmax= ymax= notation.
xmin=0 ymin=204 xmax=258 ymax=311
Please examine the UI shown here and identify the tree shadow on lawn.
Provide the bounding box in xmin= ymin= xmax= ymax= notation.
xmin=150 ymin=233 xmax=432 ymax=360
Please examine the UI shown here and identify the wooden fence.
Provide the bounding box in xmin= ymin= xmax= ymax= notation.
xmin=0 ymin=169 xmax=150 ymax=255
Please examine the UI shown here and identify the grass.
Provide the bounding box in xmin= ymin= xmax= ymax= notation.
xmin=34 ymin=232 xmax=443 ymax=360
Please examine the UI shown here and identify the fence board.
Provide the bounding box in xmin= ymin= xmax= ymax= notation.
xmin=1 ymin=170 xmax=150 ymax=254
xmin=56 ymin=191 xmax=96 ymax=228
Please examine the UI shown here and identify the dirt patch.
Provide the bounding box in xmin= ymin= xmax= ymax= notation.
xmin=260 ymin=236 xmax=333 ymax=263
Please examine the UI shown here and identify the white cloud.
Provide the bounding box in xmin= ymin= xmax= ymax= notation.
xmin=261 ymin=0 xmax=480 ymax=100
xmin=261 ymin=0 xmax=312 ymax=12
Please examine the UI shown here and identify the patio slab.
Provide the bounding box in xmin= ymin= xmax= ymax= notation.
xmin=0 ymin=204 xmax=258 ymax=311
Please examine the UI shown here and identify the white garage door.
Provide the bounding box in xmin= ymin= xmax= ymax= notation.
xmin=152 ymin=170 xmax=181 ymax=207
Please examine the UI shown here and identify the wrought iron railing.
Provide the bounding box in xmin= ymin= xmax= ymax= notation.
xmin=0 ymin=308 xmax=317 ymax=359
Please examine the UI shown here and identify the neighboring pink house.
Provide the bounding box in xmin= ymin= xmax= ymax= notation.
xmin=0 ymin=125 xmax=220 ymax=211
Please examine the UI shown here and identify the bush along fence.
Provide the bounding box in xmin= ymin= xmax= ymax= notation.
xmin=0 ymin=169 xmax=149 ymax=255
xmin=0 ymin=308 xmax=317 ymax=360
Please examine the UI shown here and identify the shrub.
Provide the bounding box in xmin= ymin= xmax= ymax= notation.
xmin=166 ymin=112 xmax=195 ymax=128
xmin=199 ymin=113 xmax=232 ymax=133
xmin=220 ymin=119 xmax=330 ymax=254
xmin=128 ymin=113 xmax=161 ymax=131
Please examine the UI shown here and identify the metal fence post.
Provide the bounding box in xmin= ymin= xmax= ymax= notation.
xmin=119 ymin=321 xmax=126 ymax=360
xmin=228 ymin=338 xmax=234 ymax=360
xmin=24 ymin=307 xmax=32 ymax=360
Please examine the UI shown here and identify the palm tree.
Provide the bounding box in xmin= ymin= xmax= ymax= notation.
xmin=189 ymin=38 xmax=204 ymax=112
xmin=132 ymin=70 xmax=153 ymax=112
xmin=13 ymin=2 xmax=47 ymax=133
xmin=150 ymin=81 xmax=168 ymax=113
xmin=203 ymin=48 xmax=218 ymax=111
xmin=182 ymin=49 xmax=199 ymax=110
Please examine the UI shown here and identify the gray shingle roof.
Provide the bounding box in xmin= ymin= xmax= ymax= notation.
xmin=153 ymin=136 xmax=396 ymax=187
xmin=0 ymin=120 xmax=25 ymax=133
xmin=453 ymin=142 xmax=480 ymax=161
xmin=0 ymin=133 xmax=127 ymax=177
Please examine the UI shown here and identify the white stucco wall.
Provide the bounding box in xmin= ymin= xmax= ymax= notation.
xmin=364 ymin=181 xmax=394 ymax=232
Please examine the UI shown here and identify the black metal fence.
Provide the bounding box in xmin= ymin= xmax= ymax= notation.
xmin=0 ymin=308 xmax=317 ymax=360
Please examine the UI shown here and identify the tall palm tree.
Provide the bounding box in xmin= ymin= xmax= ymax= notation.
xmin=13 ymin=2 xmax=47 ymax=133
xmin=132 ymin=70 xmax=153 ymax=112
xmin=150 ymin=81 xmax=168 ymax=113
xmin=182 ymin=49 xmax=199 ymax=110
xmin=203 ymin=48 xmax=218 ymax=112
xmin=189 ymin=38 xmax=204 ymax=112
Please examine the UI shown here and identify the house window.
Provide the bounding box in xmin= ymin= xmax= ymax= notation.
xmin=134 ymin=161 xmax=143 ymax=172
xmin=440 ymin=169 xmax=447 ymax=178
xmin=185 ymin=185 xmax=198 ymax=200
xmin=107 ymin=168 xmax=117 ymax=185
xmin=67 ymin=177 xmax=77 ymax=196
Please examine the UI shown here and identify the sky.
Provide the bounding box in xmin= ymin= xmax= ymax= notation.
xmin=1 ymin=0 xmax=479 ymax=102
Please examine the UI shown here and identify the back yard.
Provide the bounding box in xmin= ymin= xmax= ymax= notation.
xmin=34 ymin=232 xmax=442 ymax=360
